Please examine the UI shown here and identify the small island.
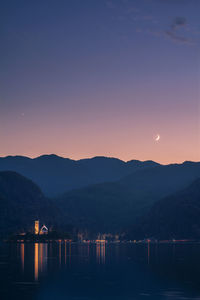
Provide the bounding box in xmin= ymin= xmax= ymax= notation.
xmin=8 ymin=220 xmax=72 ymax=243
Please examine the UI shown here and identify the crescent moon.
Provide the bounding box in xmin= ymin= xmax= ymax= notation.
xmin=155 ymin=134 xmax=160 ymax=142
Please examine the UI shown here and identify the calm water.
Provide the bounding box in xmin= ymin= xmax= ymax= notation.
xmin=1 ymin=242 xmax=200 ymax=300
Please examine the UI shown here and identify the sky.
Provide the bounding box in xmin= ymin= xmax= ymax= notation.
xmin=0 ymin=0 xmax=200 ymax=164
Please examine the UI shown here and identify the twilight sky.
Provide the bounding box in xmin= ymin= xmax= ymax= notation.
xmin=0 ymin=0 xmax=200 ymax=164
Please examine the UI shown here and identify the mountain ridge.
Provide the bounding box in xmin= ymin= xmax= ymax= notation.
xmin=56 ymin=161 xmax=200 ymax=232
xmin=2 ymin=154 xmax=198 ymax=165
xmin=0 ymin=154 xmax=160 ymax=196
xmin=1 ymin=161 xmax=200 ymax=236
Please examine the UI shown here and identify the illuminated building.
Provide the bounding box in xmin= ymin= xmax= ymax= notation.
xmin=35 ymin=220 xmax=40 ymax=235
xmin=39 ymin=225 xmax=48 ymax=235
xmin=34 ymin=220 xmax=48 ymax=235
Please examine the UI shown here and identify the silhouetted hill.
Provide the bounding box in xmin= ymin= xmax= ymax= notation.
xmin=130 ymin=179 xmax=200 ymax=240
xmin=0 ymin=155 xmax=159 ymax=196
xmin=0 ymin=171 xmax=61 ymax=237
xmin=120 ymin=161 xmax=200 ymax=199
xmin=0 ymin=160 xmax=200 ymax=236
xmin=56 ymin=162 xmax=200 ymax=232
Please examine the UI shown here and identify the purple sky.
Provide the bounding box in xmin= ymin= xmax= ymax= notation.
xmin=1 ymin=0 xmax=200 ymax=163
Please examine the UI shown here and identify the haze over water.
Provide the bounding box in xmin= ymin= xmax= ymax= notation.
xmin=1 ymin=242 xmax=200 ymax=300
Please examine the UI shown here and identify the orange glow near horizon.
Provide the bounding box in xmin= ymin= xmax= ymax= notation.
xmin=1 ymin=0 xmax=200 ymax=166
xmin=1 ymin=100 xmax=199 ymax=165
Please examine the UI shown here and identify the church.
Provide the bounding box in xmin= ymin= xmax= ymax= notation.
xmin=34 ymin=220 xmax=48 ymax=235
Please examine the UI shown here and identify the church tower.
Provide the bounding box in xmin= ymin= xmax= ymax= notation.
xmin=35 ymin=220 xmax=40 ymax=235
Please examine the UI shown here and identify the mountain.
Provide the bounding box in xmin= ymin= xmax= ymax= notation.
xmin=0 ymin=171 xmax=61 ymax=237
xmin=56 ymin=162 xmax=200 ymax=232
xmin=130 ymin=179 xmax=200 ymax=240
xmin=0 ymin=155 xmax=159 ymax=196
xmin=0 ymin=160 xmax=200 ymax=237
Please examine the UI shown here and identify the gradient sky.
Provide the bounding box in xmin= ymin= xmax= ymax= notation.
xmin=1 ymin=0 xmax=200 ymax=164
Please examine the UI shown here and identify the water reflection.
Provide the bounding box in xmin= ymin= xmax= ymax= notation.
xmin=59 ymin=241 xmax=61 ymax=267
xmin=34 ymin=243 xmax=38 ymax=281
xmin=69 ymin=242 xmax=71 ymax=265
xmin=40 ymin=243 xmax=48 ymax=274
xmin=34 ymin=243 xmax=48 ymax=281
xmin=96 ymin=242 xmax=106 ymax=264
xmin=8 ymin=242 xmax=200 ymax=300
xmin=147 ymin=241 xmax=150 ymax=264
xmin=20 ymin=243 xmax=24 ymax=272
xmin=64 ymin=241 xmax=67 ymax=265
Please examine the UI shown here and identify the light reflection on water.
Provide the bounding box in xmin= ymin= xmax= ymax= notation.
xmin=34 ymin=243 xmax=48 ymax=281
xmin=1 ymin=242 xmax=200 ymax=299
xmin=96 ymin=242 xmax=106 ymax=264
xmin=20 ymin=243 xmax=24 ymax=272
xmin=34 ymin=243 xmax=38 ymax=281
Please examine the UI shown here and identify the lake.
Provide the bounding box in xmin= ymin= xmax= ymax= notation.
xmin=1 ymin=242 xmax=200 ymax=300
